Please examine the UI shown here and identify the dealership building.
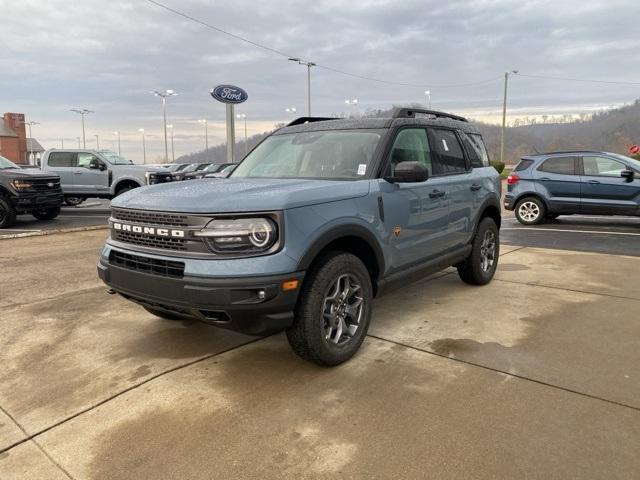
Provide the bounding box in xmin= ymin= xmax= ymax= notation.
xmin=0 ymin=112 xmax=44 ymax=165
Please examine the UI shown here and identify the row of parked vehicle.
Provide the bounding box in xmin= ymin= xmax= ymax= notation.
xmin=146 ymin=162 xmax=236 ymax=184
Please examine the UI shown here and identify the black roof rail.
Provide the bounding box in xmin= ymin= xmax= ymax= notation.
xmin=286 ymin=117 xmax=340 ymax=126
xmin=392 ymin=107 xmax=468 ymax=123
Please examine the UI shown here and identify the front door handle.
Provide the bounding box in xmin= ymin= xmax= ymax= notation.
xmin=470 ymin=184 xmax=482 ymax=191
xmin=587 ymin=180 xmax=600 ymax=184
xmin=429 ymin=190 xmax=445 ymax=199
xmin=538 ymin=177 xmax=551 ymax=181
xmin=73 ymin=171 xmax=83 ymax=175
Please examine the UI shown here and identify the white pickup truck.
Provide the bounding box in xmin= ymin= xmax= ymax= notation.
xmin=40 ymin=149 xmax=161 ymax=201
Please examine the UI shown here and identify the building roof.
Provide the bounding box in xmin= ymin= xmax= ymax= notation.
xmin=26 ymin=138 xmax=45 ymax=153
xmin=0 ymin=119 xmax=18 ymax=138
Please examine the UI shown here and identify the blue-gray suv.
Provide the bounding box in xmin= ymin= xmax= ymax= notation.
xmin=98 ymin=108 xmax=502 ymax=365
xmin=505 ymin=151 xmax=640 ymax=225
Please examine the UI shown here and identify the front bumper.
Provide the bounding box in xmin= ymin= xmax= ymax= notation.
xmin=97 ymin=257 xmax=305 ymax=336
xmin=14 ymin=191 xmax=64 ymax=212
xmin=503 ymin=192 xmax=516 ymax=211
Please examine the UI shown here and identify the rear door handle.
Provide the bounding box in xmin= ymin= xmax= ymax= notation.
xmin=538 ymin=177 xmax=551 ymax=181
xmin=429 ymin=190 xmax=445 ymax=199
xmin=587 ymin=180 xmax=600 ymax=184
xmin=470 ymin=184 xmax=482 ymax=191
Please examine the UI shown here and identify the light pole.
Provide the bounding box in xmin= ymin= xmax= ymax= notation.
xmin=70 ymin=109 xmax=93 ymax=148
xmin=152 ymin=89 xmax=177 ymax=163
xmin=501 ymin=70 xmax=519 ymax=165
xmin=94 ymin=134 xmax=100 ymax=150
xmin=76 ymin=137 xmax=81 ymax=148
xmin=114 ymin=131 xmax=121 ymax=156
xmin=345 ymin=98 xmax=358 ymax=117
xmin=198 ymin=119 xmax=208 ymax=160
xmin=61 ymin=139 xmax=64 ymax=149
xmin=21 ymin=120 xmax=40 ymax=164
xmin=288 ymin=58 xmax=316 ymax=116
xmin=167 ymin=124 xmax=175 ymax=162
xmin=236 ymin=113 xmax=248 ymax=157
xmin=138 ymin=128 xmax=146 ymax=164
xmin=424 ymin=90 xmax=431 ymax=109
xmin=285 ymin=107 xmax=297 ymax=115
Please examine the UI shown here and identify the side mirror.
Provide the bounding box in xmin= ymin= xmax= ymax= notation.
xmin=385 ymin=161 xmax=429 ymax=183
xmin=621 ymin=169 xmax=635 ymax=182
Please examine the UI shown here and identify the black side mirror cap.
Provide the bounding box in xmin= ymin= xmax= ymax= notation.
xmin=385 ymin=161 xmax=429 ymax=183
xmin=621 ymin=169 xmax=635 ymax=182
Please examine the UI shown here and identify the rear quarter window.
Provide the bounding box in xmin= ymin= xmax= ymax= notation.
xmin=468 ymin=133 xmax=490 ymax=167
xmin=514 ymin=159 xmax=534 ymax=172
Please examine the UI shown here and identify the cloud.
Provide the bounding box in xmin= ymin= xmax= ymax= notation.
xmin=0 ymin=0 xmax=638 ymax=161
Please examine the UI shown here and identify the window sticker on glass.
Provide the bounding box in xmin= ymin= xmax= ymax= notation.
xmin=442 ymin=139 xmax=449 ymax=152
xmin=357 ymin=164 xmax=367 ymax=175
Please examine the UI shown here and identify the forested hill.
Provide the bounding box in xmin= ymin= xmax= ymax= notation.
xmin=178 ymin=100 xmax=640 ymax=165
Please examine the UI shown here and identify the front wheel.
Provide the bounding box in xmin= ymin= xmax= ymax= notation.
xmin=457 ymin=217 xmax=500 ymax=285
xmin=64 ymin=196 xmax=85 ymax=206
xmin=0 ymin=196 xmax=17 ymax=228
xmin=32 ymin=206 xmax=61 ymax=221
xmin=286 ymin=252 xmax=373 ymax=366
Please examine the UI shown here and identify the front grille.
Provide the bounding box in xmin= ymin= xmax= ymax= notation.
xmin=111 ymin=208 xmax=188 ymax=227
xmin=109 ymin=251 xmax=185 ymax=278
xmin=112 ymin=230 xmax=188 ymax=251
xmin=29 ymin=178 xmax=62 ymax=192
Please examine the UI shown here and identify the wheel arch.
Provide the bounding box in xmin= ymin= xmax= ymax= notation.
xmin=474 ymin=196 xmax=502 ymax=232
xmin=113 ymin=178 xmax=142 ymax=195
xmin=514 ymin=192 xmax=550 ymax=212
xmin=297 ymin=225 xmax=385 ymax=297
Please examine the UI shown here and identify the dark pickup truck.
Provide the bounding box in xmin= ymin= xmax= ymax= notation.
xmin=0 ymin=155 xmax=63 ymax=228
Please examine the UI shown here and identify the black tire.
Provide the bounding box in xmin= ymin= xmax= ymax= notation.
xmin=64 ymin=196 xmax=85 ymax=206
xmin=514 ymin=196 xmax=546 ymax=225
xmin=32 ymin=207 xmax=61 ymax=221
xmin=0 ymin=196 xmax=17 ymax=229
xmin=115 ymin=183 xmax=140 ymax=197
xmin=457 ymin=217 xmax=500 ymax=286
xmin=143 ymin=306 xmax=184 ymax=321
xmin=286 ymin=252 xmax=373 ymax=366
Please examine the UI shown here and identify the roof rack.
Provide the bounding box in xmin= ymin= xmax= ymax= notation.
xmin=392 ymin=108 xmax=468 ymax=123
xmin=286 ymin=117 xmax=340 ymax=126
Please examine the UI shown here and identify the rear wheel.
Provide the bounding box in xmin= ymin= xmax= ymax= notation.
xmin=286 ymin=252 xmax=373 ymax=366
xmin=515 ymin=197 xmax=546 ymax=225
xmin=32 ymin=207 xmax=60 ymax=221
xmin=64 ymin=196 xmax=85 ymax=206
xmin=143 ymin=306 xmax=184 ymax=321
xmin=0 ymin=196 xmax=17 ymax=228
xmin=457 ymin=217 xmax=500 ymax=285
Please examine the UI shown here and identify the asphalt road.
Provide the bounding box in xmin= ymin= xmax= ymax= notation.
xmin=501 ymin=214 xmax=640 ymax=257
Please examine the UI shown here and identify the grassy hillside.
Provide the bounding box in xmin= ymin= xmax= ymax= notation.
xmin=178 ymin=100 xmax=640 ymax=166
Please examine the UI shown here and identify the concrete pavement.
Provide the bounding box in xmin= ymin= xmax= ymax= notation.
xmin=1 ymin=231 xmax=639 ymax=479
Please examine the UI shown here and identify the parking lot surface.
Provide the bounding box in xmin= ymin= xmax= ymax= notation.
xmin=1 ymin=230 xmax=639 ymax=479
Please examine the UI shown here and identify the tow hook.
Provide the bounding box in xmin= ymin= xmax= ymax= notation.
xmin=106 ymin=288 xmax=116 ymax=295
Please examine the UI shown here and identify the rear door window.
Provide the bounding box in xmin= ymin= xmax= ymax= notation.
xmin=539 ymin=156 xmax=577 ymax=175
xmin=428 ymin=128 xmax=467 ymax=175
xmin=48 ymin=152 xmax=77 ymax=167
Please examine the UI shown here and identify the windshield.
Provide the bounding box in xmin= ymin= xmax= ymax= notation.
xmin=0 ymin=155 xmax=19 ymax=169
xmin=101 ymin=151 xmax=133 ymax=165
xmin=609 ymin=153 xmax=640 ymax=171
xmin=231 ymin=129 xmax=385 ymax=180
xmin=195 ymin=163 xmax=210 ymax=171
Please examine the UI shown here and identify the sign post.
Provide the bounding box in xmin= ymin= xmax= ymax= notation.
xmin=210 ymin=85 xmax=248 ymax=163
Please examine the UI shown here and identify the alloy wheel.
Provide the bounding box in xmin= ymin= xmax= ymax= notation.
xmin=518 ymin=201 xmax=540 ymax=222
xmin=480 ymin=230 xmax=496 ymax=272
xmin=322 ymin=273 xmax=364 ymax=346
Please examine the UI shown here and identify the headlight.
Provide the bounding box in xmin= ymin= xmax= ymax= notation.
xmin=12 ymin=180 xmax=34 ymax=190
xmin=194 ymin=217 xmax=278 ymax=254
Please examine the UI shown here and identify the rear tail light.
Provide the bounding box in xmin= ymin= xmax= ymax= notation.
xmin=507 ymin=174 xmax=520 ymax=185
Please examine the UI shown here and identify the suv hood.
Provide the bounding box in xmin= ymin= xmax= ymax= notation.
xmin=1 ymin=168 xmax=59 ymax=179
xmin=112 ymin=178 xmax=371 ymax=213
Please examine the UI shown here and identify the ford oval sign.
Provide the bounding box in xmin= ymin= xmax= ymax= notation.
xmin=210 ymin=85 xmax=248 ymax=104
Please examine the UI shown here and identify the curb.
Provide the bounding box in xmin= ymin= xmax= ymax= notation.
xmin=0 ymin=224 xmax=109 ymax=240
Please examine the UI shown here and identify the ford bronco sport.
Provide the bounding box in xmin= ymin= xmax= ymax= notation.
xmin=98 ymin=108 xmax=502 ymax=366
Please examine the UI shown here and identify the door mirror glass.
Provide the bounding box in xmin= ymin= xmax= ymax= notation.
xmin=621 ymin=169 xmax=635 ymax=181
xmin=89 ymin=158 xmax=105 ymax=171
xmin=386 ymin=161 xmax=429 ymax=183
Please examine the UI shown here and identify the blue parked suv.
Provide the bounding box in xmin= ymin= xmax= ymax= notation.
xmin=505 ymin=151 xmax=640 ymax=225
xmin=98 ymin=108 xmax=502 ymax=365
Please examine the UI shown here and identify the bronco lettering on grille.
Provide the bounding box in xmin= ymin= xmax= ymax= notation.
xmin=112 ymin=222 xmax=185 ymax=238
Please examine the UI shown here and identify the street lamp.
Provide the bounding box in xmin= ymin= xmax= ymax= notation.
xmin=138 ymin=128 xmax=146 ymax=164
xmin=288 ymin=58 xmax=316 ymax=116
xmin=94 ymin=134 xmax=100 ymax=150
xmin=152 ymin=89 xmax=177 ymax=163
xmin=285 ymin=107 xmax=297 ymax=114
xmin=345 ymin=98 xmax=358 ymax=117
xmin=21 ymin=120 xmax=40 ymax=164
xmin=424 ymin=90 xmax=431 ymax=109
xmin=70 ymin=109 xmax=93 ymax=148
xmin=236 ymin=113 xmax=248 ymax=157
xmin=167 ymin=124 xmax=175 ymax=162
xmin=198 ymin=119 xmax=209 ymax=160
xmin=114 ymin=131 xmax=121 ymax=156
xmin=501 ymin=70 xmax=519 ymax=165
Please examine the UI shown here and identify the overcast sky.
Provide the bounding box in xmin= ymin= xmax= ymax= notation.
xmin=1 ymin=0 xmax=639 ymax=162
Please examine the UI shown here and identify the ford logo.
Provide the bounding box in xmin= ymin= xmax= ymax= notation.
xmin=210 ymin=85 xmax=248 ymax=104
